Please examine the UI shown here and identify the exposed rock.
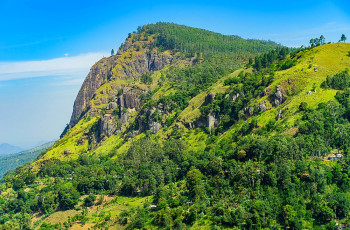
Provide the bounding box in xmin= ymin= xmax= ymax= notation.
xmin=69 ymin=40 xmax=176 ymax=128
xmin=314 ymin=68 xmax=318 ymax=72
xmin=69 ymin=55 xmax=119 ymax=127
xmin=99 ymin=114 xmax=117 ymax=137
xmin=258 ymin=103 xmax=267 ymax=112
xmin=136 ymin=107 xmax=163 ymax=134
xmin=119 ymin=87 xmax=143 ymax=110
xmin=307 ymin=91 xmax=312 ymax=95
xmin=120 ymin=111 xmax=129 ymax=124
xmin=148 ymin=50 xmax=173 ymax=71
xmin=207 ymin=112 xmax=220 ymax=130
xmin=271 ymin=85 xmax=284 ymax=107
xmin=276 ymin=110 xmax=282 ymax=120
xmin=248 ymin=107 xmax=254 ymax=116
xmin=148 ymin=121 xmax=161 ymax=134
xmin=232 ymin=93 xmax=240 ymax=102
xmin=106 ymin=102 xmax=118 ymax=110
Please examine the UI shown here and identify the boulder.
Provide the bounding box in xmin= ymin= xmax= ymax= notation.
xmin=106 ymin=102 xmax=118 ymax=110
xmin=258 ymin=103 xmax=267 ymax=112
xmin=207 ymin=112 xmax=220 ymax=130
xmin=271 ymin=86 xmax=284 ymax=107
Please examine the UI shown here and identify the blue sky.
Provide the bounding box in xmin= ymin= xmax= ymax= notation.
xmin=0 ymin=0 xmax=349 ymax=148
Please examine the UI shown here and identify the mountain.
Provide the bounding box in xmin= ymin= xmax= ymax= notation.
xmin=0 ymin=143 xmax=22 ymax=156
xmin=1 ymin=23 xmax=350 ymax=229
xmin=0 ymin=142 xmax=54 ymax=178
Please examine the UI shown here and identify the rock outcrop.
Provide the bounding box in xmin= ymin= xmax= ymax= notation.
xmin=271 ymin=85 xmax=284 ymax=107
xmin=69 ymin=36 xmax=177 ymax=128
xmin=258 ymin=103 xmax=267 ymax=112
xmin=69 ymin=55 xmax=119 ymax=127
xmin=207 ymin=112 xmax=220 ymax=131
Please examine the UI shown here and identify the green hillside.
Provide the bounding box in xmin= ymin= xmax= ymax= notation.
xmin=0 ymin=142 xmax=54 ymax=178
xmin=1 ymin=23 xmax=350 ymax=229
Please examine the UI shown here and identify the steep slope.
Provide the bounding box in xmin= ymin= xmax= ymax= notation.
xmin=36 ymin=22 xmax=281 ymax=169
xmin=2 ymin=23 xmax=350 ymax=229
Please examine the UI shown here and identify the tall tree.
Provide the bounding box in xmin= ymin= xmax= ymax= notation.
xmin=340 ymin=34 xmax=347 ymax=42
xmin=320 ymin=35 xmax=325 ymax=45
xmin=310 ymin=38 xmax=315 ymax=47
xmin=111 ymin=49 xmax=115 ymax=56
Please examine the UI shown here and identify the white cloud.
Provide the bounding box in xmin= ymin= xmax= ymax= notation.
xmin=0 ymin=52 xmax=109 ymax=81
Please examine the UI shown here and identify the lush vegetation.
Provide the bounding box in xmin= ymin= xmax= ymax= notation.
xmin=1 ymin=24 xmax=350 ymax=229
xmin=3 ymin=92 xmax=350 ymax=229
xmin=0 ymin=142 xmax=53 ymax=178
xmin=142 ymin=22 xmax=280 ymax=57
xmin=321 ymin=69 xmax=350 ymax=90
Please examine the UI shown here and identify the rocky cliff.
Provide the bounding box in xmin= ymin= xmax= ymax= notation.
xmin=69 ymin=34 xmax=177 ymax=128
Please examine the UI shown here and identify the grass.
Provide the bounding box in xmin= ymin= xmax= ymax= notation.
xmin=24 ymin=43 xmax=350 ymax=230
xmin=32 ymin=195 xmax=151 ymax=229
xmin=33 ymin=43 xmax=350 ymax=175
xmin=180 ymin=69 xmax=246 ymax=123
xmin=92 ymin=134 xmax=124 ymax=157
xmin=254 ymin=43 xmax=350 ymax=127
xmin=32 ymin=116 xmax=98 ymax=171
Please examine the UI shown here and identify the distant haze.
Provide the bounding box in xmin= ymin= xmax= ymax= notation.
xmin=0 ymin=143 xmax=22 ymax=156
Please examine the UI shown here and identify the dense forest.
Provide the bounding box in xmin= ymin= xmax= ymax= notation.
xmin=140 ymin=22 xmax=280 ymax=57
xmin=0 ymin=23 xmax=350 ymax=230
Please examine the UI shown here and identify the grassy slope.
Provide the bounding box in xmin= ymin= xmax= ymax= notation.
xmin=34 ymin=43 xmax=350 ymax=165
xmin=27 ymin=43 xmax=350 ymax=228
xmin=256 ymin=43 xmax=350 ymax=125
xmin=31 ymin=195 xmax=151 ymax=230
xmin=217 ymin=43 xmax=350 ymax=143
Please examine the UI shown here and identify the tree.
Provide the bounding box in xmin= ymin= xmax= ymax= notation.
xmin=83 ymin=194 xmax=96 ymax=207
xmin=57 ymin=187 xmax=80 ymax=210
xmin=186 ymin=168 xmax=204 ymax=199
xmin=111 ymin=49 xmax=115 ymax=56
xmin=320 ymin=35 xmax=325 ymax=45
xmin=310 ymin=38 xmax=315 ymax=47
xmin=340 ymin=34 xmax=347 ymax=42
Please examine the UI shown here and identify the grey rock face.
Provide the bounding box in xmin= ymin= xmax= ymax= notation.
xmin=69 ymin=41 xmax=176 ymax=128
xmin=99 ymin=114 xmax=117 ymax=137
xmin=119 ymin=87 xmax=143 ymax=110
xmin=248 ymin=107 xmax=254 ymax=116
xmin=276 ymin=109 xmax=285 ymax=120
xmin=271 ymin=85 xmax=284 ymax=107
xmin=148 ymin=50 xmax=173 ymax=71
xmin=69 ymin=55 xmax=119 ymax=127
xmin=207 ymin=112 xmax=220 ymax=130
xmin=232 ymin=93 xmax=240 ymax=102
xmin=107 ymin=102 xmax=118 ymax=110
xmin=148 ymin=121 xmax=161 ymax=134
xmin=119 ymin=111 xmax=129 ymax=124
xmin=258 ymin=103 xmax=267 ymax=112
